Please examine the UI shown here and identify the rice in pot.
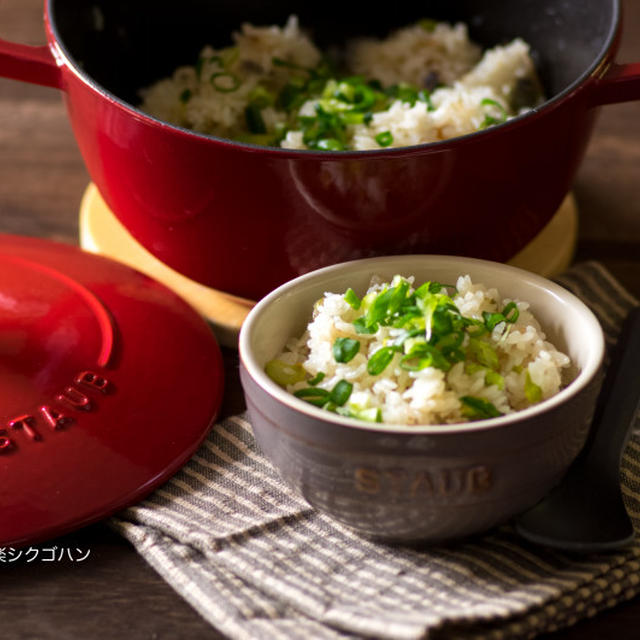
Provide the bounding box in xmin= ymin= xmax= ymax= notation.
xmin=140 ymin=16 xmax=543 ymax=151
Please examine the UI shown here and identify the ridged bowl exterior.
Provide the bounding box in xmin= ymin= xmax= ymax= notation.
xmin=242 ymin=365 xmax=600 ymax=542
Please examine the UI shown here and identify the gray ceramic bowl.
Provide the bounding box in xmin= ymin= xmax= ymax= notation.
xmin=239 ymin=256 xmax=605 ymax=543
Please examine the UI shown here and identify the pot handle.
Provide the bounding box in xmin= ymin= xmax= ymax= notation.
xmin=0 ymin=39 xmax=62 ymax=89
xmin=591 ymin=62 xmax=640 ymax=106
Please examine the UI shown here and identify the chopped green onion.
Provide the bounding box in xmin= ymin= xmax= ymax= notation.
xmin=329 ymin=379 xmax=353 ymax=406
xmin=245 ymin=103 xmax=266 ymax=134
xmin=308 ymin=372 xmax=325 ymax=386
xmin=339 ymin=112 xmax=367 ymax=125
xmin=502 ymin=301 xmax=519 ymax=323
xmin=367 ymin=346 xmax=397 ymax=376
xmin=419 ymin=295 xmax=439 ymax=342
xmin=485 ymin=370 xmax=505 ymax=390
xmin=480 ymin=98 xmax=508 ymax=128
xmin=333 ymin=337 xmax=360 ymax=363
xmin=179 ymin=88 xmax=192 ymax=104
xmin=353 ymin=317 xmax=378 ymax=335
xmin=525 ymin=370 xmax=543 ymax=403
xmin=353 ymin=407 xmax=383 ymax=422
xmin=294 ymin=378 xmax=352 ymax=410
xmin=482 ymin=301 xmax=519 ymax=332
xmin=402 ymin=335 xmax=426 ymax=354
xmin=431 ymin=306 xmax=453 ymax=335
xmin=360 ymin=291 xmax=378 ymax=311
xmin=436 ymin=331 xmax=465 ymax=363
xmin=388 ymin=280 xmax=410 ymax=315
xmin=332 ymin=80 xmax=377 ymax=110
xmin=375 ymin=131 xmax=393 ymax=147
xmin=481 ymin=97 xmax=507 ymax=111
xmin=483 ymin=311 xmax=506 ymax=331
xmin=294 ymin=387 xmax=330 ymax=407
xmin=360 ymin=278 xmax=411 ymax=329
xmin=435 ymin=330 xmax=464 ymax=351
xmin=344 ymin=288 xmax=361 ymax=310
xmin=419 ymin=281 xmax=440 ymax=296
xmin=339 ymin=405 xmax=382 ymax=422
xmin=315 ymin=138 xmax=345 ymax=151
xmin=391 ymin=310 xmax=422 ymax=329
xmin=248 ymin=86 xmax=275 ymax=108
xmin=467 ymin=338 xmax=499 ymax=370
xmin=300 ymin=104 xmax=349 ymax=150
xmin=210 ymin=72 xmax=240 ymax=93
xmin=334 ymin=80 xmax=356 ymax=103
xmin=460 ymin=396 xmax=503 ymax=420
xmin=391 ymin=327 xmax=424 ymax=348
xmin=277 ymin=81 xmax=306 ymax=110
xmin=195 ymin=55 xmax=224 ymax=79
xmin=265 ymin=360 xmax=306 ymax=387
xmin=467 ymin=321 xmax=489 ymax=338
xmin=365 ymin=287 xmax=392 ymax=326
xmin=418 ymin=89 xmax=435 ymax=112
xmin=386 ymin=84 xmax=419 ymax=106
xmin=447 ymin=348 xmax=467 ymax=363
xmin=400 ymin=343 xmax=451 ymax=372
xmin=465 ymin=361 xmax=486 ymax=376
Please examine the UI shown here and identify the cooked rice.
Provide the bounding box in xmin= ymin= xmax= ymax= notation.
xmin=274 ymin=275 xmax=571 ymax=426
xmin=140 ymin=16 xmax=543 ymax=150
xmin=140 ymin=16 xmax=320 ymax=138
xmin=346 ymin=21 xmax=481 ymax=87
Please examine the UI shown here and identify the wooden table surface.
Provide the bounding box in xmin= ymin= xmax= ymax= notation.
xmin=1 ymin=1 xmax=639 ymax=638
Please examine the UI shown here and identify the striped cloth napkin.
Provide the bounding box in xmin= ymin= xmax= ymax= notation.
xmin=111 ymin=262 xmax=640 ymax=640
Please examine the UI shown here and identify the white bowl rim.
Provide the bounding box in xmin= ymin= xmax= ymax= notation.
xmin=239 ymin=255 xmax=605 ymax=435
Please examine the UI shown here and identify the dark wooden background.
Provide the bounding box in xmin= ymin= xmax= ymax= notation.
xmin=1 ymin=1 xmax=639 ymax=637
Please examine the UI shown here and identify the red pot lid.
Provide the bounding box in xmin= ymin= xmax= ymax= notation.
xmin=0 ymin=234 xmax=224 ymax=547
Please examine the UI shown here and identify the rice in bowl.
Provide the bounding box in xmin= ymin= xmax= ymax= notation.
xmin=265 ymin=274 xmax=572 ymax=426
xmin=140 ymin=16 xmax=543 ymax=151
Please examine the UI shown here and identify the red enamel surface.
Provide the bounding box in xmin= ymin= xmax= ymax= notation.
xmin=65 ymin=76 xmax=596 ymax=302
xmin=0 ymin=40 xmax=61 ymax=88
xmin=0 ymin=9 xmax=638 ymax=300
xmin=0 ymin=235 xmax=223 ymax=548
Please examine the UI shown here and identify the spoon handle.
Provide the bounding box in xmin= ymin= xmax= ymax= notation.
xmin=581 ymin=306 xmax=640 ymax=481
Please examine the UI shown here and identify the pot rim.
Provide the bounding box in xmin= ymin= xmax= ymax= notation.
xmin=45 ymin=0 xmax=621 ymax=158
xmin=238 ymin=255 xmax=606 ymax=437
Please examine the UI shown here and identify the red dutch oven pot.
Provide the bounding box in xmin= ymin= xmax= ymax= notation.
xmin=1 ymin=0 xmax=639 ymax=301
